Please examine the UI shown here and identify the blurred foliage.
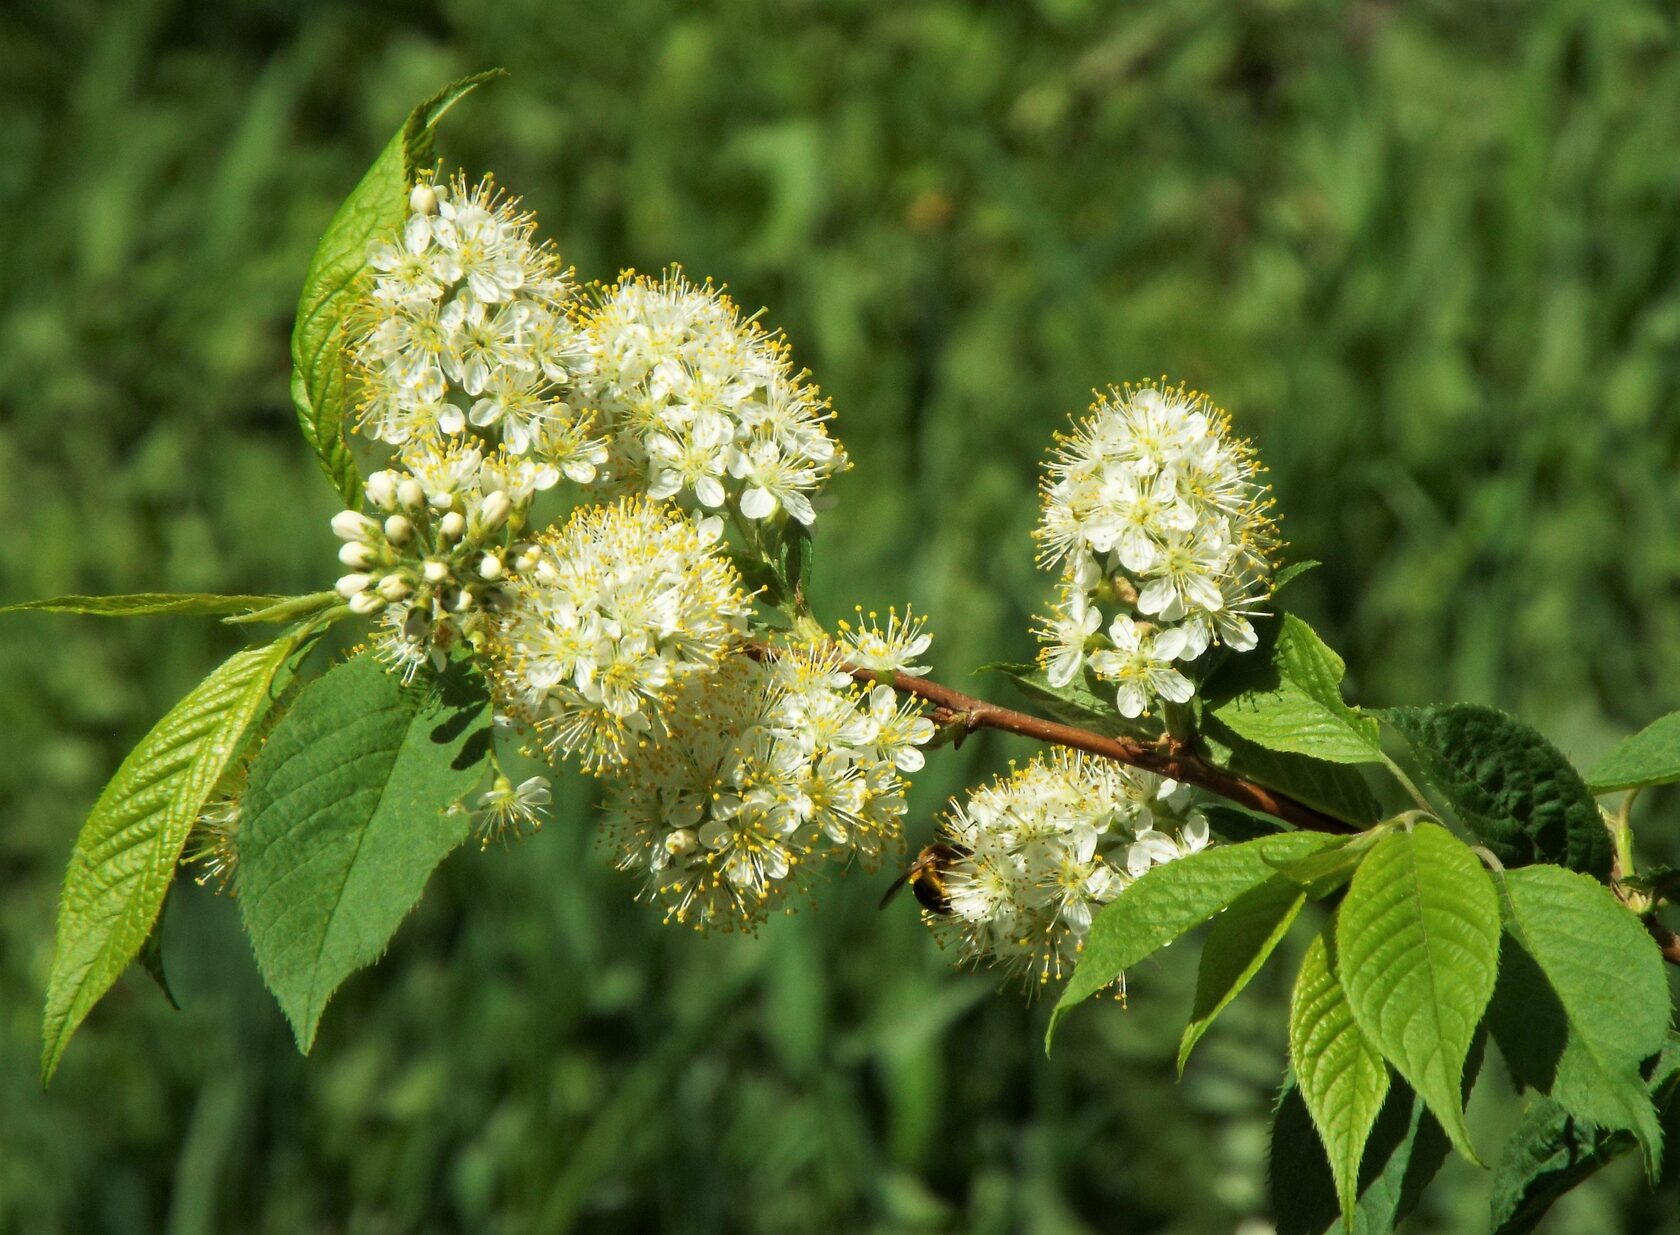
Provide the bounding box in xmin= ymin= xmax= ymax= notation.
xmin=5 ymin=0 xmax=1680 ymax=1231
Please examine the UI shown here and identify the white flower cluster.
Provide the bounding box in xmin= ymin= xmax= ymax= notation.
xmin=602 ymin=645 xmax=934 ymax=932
xmin=350 ymin=174 xmax=601 ymax=468
xmin=1036 ymin=382 xmax=1278 ymax=719
xmin=332 ymin=441 xmax=562 ymax=682
xmin=575 ymin=270 xmax=847 ymax=525
xmin=485 ymin=497 xmax=752 ymax=771
xmin=929 ymin=750 xmax=1209 ymax=985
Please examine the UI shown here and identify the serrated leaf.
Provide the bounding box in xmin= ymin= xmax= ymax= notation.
xmin=1491 ymin=1037 xmax=1680 ymax=1235
xmin=1206 ymin=614 xmax=1382 ymax=764
xmin=1272 ymin=1074 xmax=1455 ymax=1235
xmin=1381 ymin=705 xmax=1610 ymax=879
xmin=291 ymin=71 xmax=503 ymax=504
xmin=1202 ymin=719 xmax=1382 ymax=826
xmin=1335 ymin=824 xmax=1500 ymax=1165
xmin=41 ymin=634 xmax=302 ymax=1082
xmin=238 ymin=652 xmax=491 ymax=1051
xmin=1486 ymin=865 xmax=1668 ymax=1174
xmin=1048 ymin=831 xmax=1337 ymax=1048
xmin=1 ymin=593 xmax=288 ymax=618
xmin=1178 ymin=875 xmax=1308 ymax=1073
xmin=1200 ymin=804 xmax=1291 ymax=844
xmin=1290 ymin=926 xmax=1390 ymax=1227
xmin=1587 ymin=711 xmax=1680 ymax=793
xmin=135 ymin=892 xmax=179 ymax=1011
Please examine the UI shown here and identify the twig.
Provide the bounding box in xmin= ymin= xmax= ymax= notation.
xmin=743 ymin=643 xmax=1358 ymax=835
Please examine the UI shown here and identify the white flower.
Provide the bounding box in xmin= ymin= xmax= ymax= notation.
xmin=602 ymin=642 xmax=929 ymax=932
xmin=926 ymin=750 xmax=1209 ymax=987
xmin=574 ymin=269 xmax=847 ymax=523
xmin=1034 ymin=380 xmax=1280 ymax=718
xmin=475 ymin=773 xmax=552 ymax=846
xmin=838 ymin=605 xmax=934 ymax=676
xmin=1087 ymin=618 xmax=1194 ymax=719
xmin=485 ymin=497 xmax=751 ymax=770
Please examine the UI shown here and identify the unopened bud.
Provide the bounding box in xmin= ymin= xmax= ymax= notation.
xmin=477 ymin=490 xmax=513 ymax=531
xmin=452 ymin=589 xmax=475 ymax=613
xmin=365 ymin=471 xmax=398 ymax=510
xmin=339 ymin=542 xmax=378 ymax=569
xmin=336 ymin=573 xmax=374 ymax=598
xmin=478 ymin=554 xmax=504 ymax=581
xmin=439 ymin=511 xmax=466 ymax=542
xmin=423 ymin=560 xmax=451 ymax=584
xmin=409 ymin=183 xmax=438 ymax=216
xmin=348 ymin=591 xmax=385 ymax=616
xmin=397 ymin=478 xmax=426 ymax=513
xmin=383 ymin=514 xmax=414 ymax=547
xmin=378 ymin=574 xmax=413 ymax=602
xmin=332 ymin=511 xmax=377 ymax=542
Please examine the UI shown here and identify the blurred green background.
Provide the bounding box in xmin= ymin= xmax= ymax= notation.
xmin=6 ymin=0 xmax=1680 ymax=1231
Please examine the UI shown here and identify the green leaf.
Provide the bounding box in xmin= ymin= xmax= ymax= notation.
xmin=1202 ymin=719 xmax=1382 ymax=826
xmin=1490 ymin=1039 xmax=1680 ymax=1235
xmin=40 ymin=634 xmax=302 ymax=1082
xmin=1048 ymin=831 xmax=1337 ymax=1048
xmin=1178 ymin=875 xmax=1308 ymax=1073
xmin=1274 ymin=560 xmax=1322 ymax=591
xmin=1486 ymin=865 xmax=1668 ymax=1173
xmin=1381 ymin=705 xmax=1611 ymax=879
xmin=1587 ymin=711 xmax=1680 ymax=793
xmin=1265 ymin=829 xmax=1385 ymax=900
xmin=1 ymin=593 xmax=288 ymax=618
xmin=290 ymin=71 xmax=503 ymax=504
xmin=1335 ymin=824 xmax=1500 ymax=1165
xmin=238 ymin=652 xmax=492 ymax=1051
xmin=1272 ymin=1074 xmax=1455 ymax=1235
xmin=1200 ymin=803 xmax=1291 ymax=844
xmin=1290 ymin=925 xmax=1391 ymax=1227
xmin=1205 ymin=614 xmax=1383 ymax=764
xmin=135 ymin=892 xmax=179 ymax=1011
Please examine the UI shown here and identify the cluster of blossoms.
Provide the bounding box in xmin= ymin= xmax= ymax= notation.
xmin=484 ymin=497 xmax=752 ymax=771
xmin=601 ymin=644 xmax=935 ymax=931
xmin=332 ymin=444 xmax=562 ymax=681
xmin=929 ymin=750 xmax=1210 ymax=985
xmin=575 ymin=270 xmax=847 ymax=526
xmin=1035 ymin=382 xmax=1278 ymax=719
xmin=350 ymin=174 xmax=601 ymax=470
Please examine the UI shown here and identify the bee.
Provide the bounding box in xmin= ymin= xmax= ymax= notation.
xmin=878 ymin=842 xmax=969 ymax=915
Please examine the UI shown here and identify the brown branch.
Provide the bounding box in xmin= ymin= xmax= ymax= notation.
xmin=744 ymin=643 xmax=1358 ymax=835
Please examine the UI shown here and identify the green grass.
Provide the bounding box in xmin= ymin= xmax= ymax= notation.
xmin=5 ymin=1 xmax=1680 ymax=1231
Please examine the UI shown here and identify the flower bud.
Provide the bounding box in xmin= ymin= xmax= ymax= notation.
xmin=338 ymin=542 xmax=378 ymax=569
xmin=332 ymin=511 xmax=377 ymax=542
xmin=477 ymin=490 xmax=513 ymax=532
xmin=439 ymin=511 xmax=466 ymax=543
xmin=378 ymin=574 xmax=413 ymax=601
xmin=348 ymin=591 xmax=385 ymax=616
xmin=383 ymin=514 xmax=414 ymax=547
xmin=478 ymin=554 xmax=504 ymax=581
xmin=365 ymin=470 xmax=398 ymax=510
xmin=397 ymin=478 xmax=426 ymax=513
xmin=511 ymin=542 xmax=542 ymax=573
xmin=409 ymin=183 xmax=438 ymax=216
xmin=336 ymin=573 xmax=374 ymax=598
xmin=423 ymin=560 xmax=451 ymax=584
xmin=452 ymin=588 xmax=475 ymax=613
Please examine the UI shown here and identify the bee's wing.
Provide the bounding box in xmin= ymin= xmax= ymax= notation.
xmin=878 ymin=868 xmax=914 ymax=909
